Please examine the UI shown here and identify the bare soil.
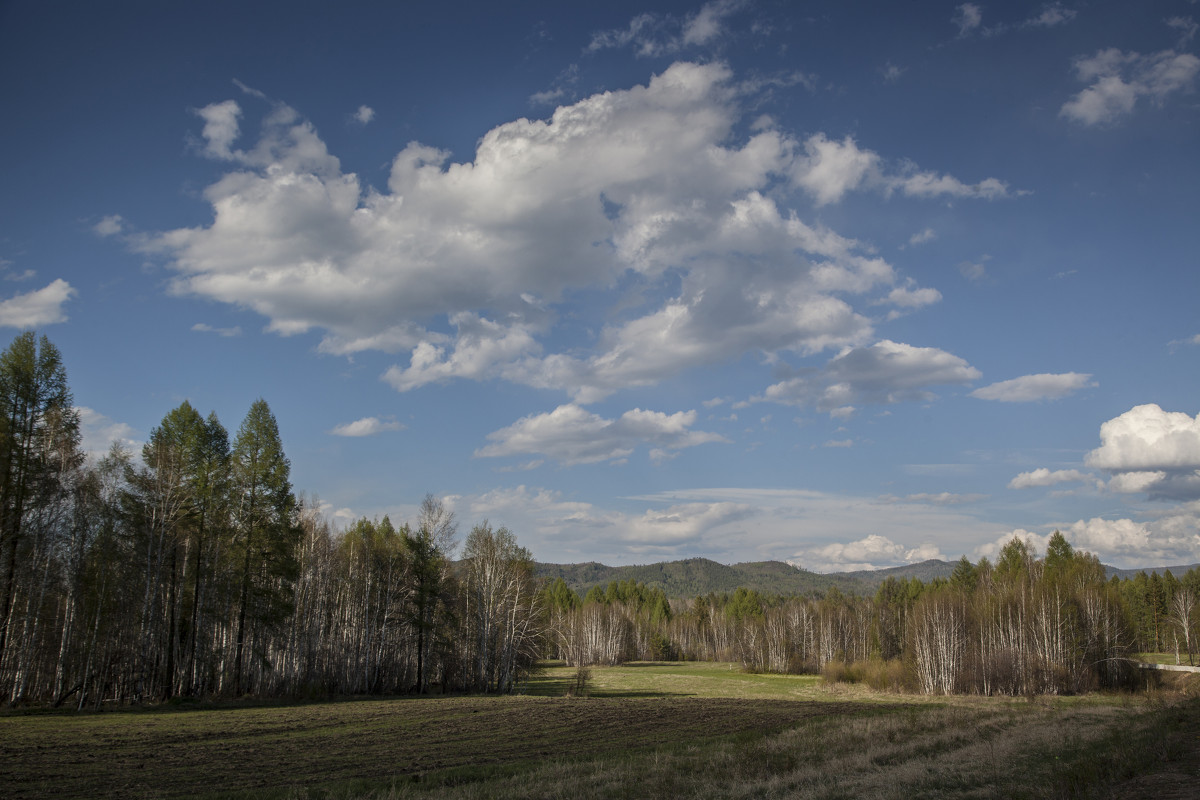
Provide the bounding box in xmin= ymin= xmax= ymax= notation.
xmin=0 ymin=696 xmax=881 ymax=798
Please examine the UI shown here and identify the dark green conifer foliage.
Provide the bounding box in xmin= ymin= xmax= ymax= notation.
xmin=0 ymin=333 xmax=80 ymax=666
xmin=230 ymin=399 xmax=298 ymax=695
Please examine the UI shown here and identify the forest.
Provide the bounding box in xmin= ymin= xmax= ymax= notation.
xmin=0 ymin=332 xmax=1197 ymax=709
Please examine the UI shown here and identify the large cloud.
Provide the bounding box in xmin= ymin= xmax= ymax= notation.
xmin=1085 ymin=404 xmax=1200 ymax=500
xmin=979 ymin=516 xmax=1200 ymax=569
xmin=142 ymin=62 xmax=1005 ymax=402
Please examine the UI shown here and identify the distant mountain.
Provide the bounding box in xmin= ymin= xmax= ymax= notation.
xmin=534 ymin=557 xmax=1199 ymax=600
xmin=535 ymin=557 xmax=845 ymax=599
xmin=1104 ymin=563 xmax=1200 ymax=580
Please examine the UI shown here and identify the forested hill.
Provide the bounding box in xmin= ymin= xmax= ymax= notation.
xmin=534 ymin=557 xmax=959 ymax=599
xmin=535 ymin=557 xmax=1200 ymax=599
xmin=1105 ymin=563 xmax=1200 ymax=580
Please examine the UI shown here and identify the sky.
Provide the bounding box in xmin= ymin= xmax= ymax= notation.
xmin=2 ymin=0 xmax=1199 ymax=571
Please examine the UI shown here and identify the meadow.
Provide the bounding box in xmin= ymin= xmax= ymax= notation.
xmin=1 ymin=662 xmax=1196 ymax=799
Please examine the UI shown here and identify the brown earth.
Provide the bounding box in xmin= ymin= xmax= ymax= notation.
xmin=0 ymin=696 xmax=880 ymax=799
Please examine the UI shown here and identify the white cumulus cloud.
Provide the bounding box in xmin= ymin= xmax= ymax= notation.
xmin=0 ymin=280 xmax=76 ymax=328
xmin=139 ymin=61 xmax=1007 ymax=403
xmin=1086 ymin=404 xmax=1200 ymax=472
xmin=798 ymin=533 xmax=945 ymax=573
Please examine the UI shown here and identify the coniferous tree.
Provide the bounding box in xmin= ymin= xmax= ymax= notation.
xmin=404 ymin=494 xmax=456 ymax=693
xmin=229 ymin=399 xmax=298 ymax=695
xmin=0 ymin=333 xmax=81 ymax=690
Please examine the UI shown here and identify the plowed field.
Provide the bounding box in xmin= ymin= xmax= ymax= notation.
xmin=0 ymin=695 xmax=880 ymax=798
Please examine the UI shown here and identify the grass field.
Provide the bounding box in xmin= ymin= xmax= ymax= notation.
xmin=1 ymin=662 xmax=1197 ymax=799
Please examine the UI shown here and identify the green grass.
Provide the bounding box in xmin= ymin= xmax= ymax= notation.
xmin=1135 ymin=651 xmax=1198 ymax=667
xmin=525 ymin=660 xmax=826 ymax=699
xmin=1 ymin=662 xmax=1196 ymax=799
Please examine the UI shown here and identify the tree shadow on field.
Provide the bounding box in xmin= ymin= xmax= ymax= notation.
xmin=522 ymin=671 xmax=690 ymax=699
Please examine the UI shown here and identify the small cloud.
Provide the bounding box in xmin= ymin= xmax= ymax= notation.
xmin=192 ymin=99 xmax=242 ymax=160
xmin=879 ymin=492 xmax=987 ymax=506
xmin=823 ymin=438 xmax=854 ymax=448
xmin=1008 ymin=468 xmax=1092 ymax=489
xmin=192 ymin=322 xmax=242 ymax=337
xmin=971 ymin=372 xmax=1096 ymax=402
xmin=908 ymin=227 xmax=936 ymax=246
xmin=329 ymin=416 xmax=406 ymax=437
xmin=530 ymin=88 xmax=567 ymax=106
xmin=958 ymin=258 xmax=989 ymax=281
xmin=1025 ymin=3 xmax=1078 ymax=28
xmin=495 ymin=459 xmax=544 ymax=473
xmin=954 ymin=3 xmax=983 ymax=37
xmin=879 ymin=284 xmax=942 ymax=310
xmin=1168 ymin=333 xmax=1200 ymax=352
xmin=76 ymin=406 xmax=140 ymax=458
xmin=586 ymin=0 xmax=744 ymax=57
xmin=352 ymin=105 xmax=375 ymax=126
xmin=322 ymin=505 xmax=357 ymax=523
xmin=1167 ymin=16 xmax=1198 ymax=46
xmin=881 ymin=62 xmax=905 ymax=83
xmin=649 ymin=447 xmax=678 ymax=464
xmin=3 ymin=269 xmax=36 ymax=282
xmin=1061 ymin=48 xmax=1200 ymax=126
xmin=93 ymin=215 xmax=124 ymax=237
xmin=0 ymin=279 xmax=76 ymax=328
xmin=232 ymin=78 xmax=268 ymax=100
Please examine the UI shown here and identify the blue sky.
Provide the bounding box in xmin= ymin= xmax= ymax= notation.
xmin=3 ymin=0 xmax=1199 ymax=570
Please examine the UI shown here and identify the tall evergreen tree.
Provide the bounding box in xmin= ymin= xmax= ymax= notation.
xmin=130 ymin=401 xmax=206 ymax=698
xmin=229 ymin=400 xmax=297 ymax=695
xmin=405 ymin=494 xmax=456 ymax=693
xmin=0 ymin=333 xmax=80 ymax=672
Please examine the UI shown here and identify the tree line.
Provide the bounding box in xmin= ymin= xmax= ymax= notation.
xmin=1 ymin=332 xmax=1196 ymax=706
xmin=0 ymin=333 xmax=542 ymax=708
xmin=542 ymin=535 xmax=1199 ymax=695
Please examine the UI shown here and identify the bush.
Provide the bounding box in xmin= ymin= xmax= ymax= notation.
xmin=567 ymin=664 xmax=592 ymax=697
xmin=822 ymin=659 xmax=914 ymax=692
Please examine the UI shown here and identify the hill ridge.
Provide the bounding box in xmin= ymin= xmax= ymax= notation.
xmin=534 ymin=557 xmax=1200 ymax=599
